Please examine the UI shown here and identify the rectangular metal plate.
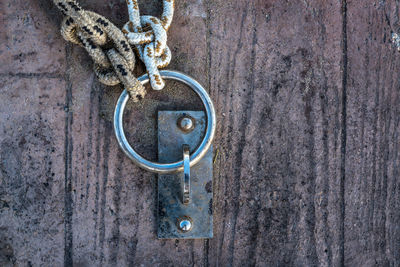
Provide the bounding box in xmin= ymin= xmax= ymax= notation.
xmin=158 ymin=111 xmax=213 ymax=239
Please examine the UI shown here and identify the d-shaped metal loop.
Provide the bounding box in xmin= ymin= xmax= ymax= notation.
xmin=114 ymin=70 xmax=216 ymax=174
xmin=182 ymin=144 xmax=190 ymax=205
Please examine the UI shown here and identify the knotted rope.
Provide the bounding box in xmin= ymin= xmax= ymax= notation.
xmin=123 ymin=0 xmax=174 ymax=90
xmin=53 ymin=0 xmax=146 ymax=101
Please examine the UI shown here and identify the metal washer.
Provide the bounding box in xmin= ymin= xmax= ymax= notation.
xmin=114 ymin=70 xmax=216 ymax=174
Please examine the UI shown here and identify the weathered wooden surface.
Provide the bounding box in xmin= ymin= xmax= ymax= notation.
xmin=0 ymin=0 xmax=399 ymax=266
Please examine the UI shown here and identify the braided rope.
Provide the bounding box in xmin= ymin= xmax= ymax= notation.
xmin=53 ymin=0 xmax=146 ymax=101
xmin=123 ymin=0 xmax=174 ymax=90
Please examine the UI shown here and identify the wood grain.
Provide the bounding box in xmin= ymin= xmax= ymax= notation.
xmin=0 ymin=0 xmax=66 ymax=265
xmin=345 ymin=1 xmax=400 ymax=266
xmin=0 ymin=0 xmax=399 ymax=266
xmin=208 ymin=1 xmax=344 ymax=266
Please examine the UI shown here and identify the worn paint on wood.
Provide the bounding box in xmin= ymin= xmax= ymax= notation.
xmin=0 ymin=0 xmax=399 ymax=266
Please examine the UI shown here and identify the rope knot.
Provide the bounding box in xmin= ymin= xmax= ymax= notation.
xmin=53 ymin=0 xmax=146 ymax=102
xmin=123 ymin=0 xmax=174 ymax=90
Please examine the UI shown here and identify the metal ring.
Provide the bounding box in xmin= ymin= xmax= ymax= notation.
xmin=114 ymin=70 xmax=216 ymax=174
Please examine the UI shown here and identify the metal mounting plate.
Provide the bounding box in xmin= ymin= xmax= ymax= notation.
xmin=157 ymin=111 xmax=213 ymax=239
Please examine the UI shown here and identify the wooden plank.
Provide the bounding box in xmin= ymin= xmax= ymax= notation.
xmin=207 ymin=0 xmax=345 ymax=266
xmin=0 ymin=77 xmax=66 ymax=266
xmin=66 ymin=0 xmax=208 ymax=265
xmin=0 ymin=1 xmax=66 ymax=265
xmin=345 ymin=1 xmax=400 ymax=266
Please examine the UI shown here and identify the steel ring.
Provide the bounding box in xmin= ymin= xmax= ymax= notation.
xmin=114 ymin=70 xmax=216 ymax=174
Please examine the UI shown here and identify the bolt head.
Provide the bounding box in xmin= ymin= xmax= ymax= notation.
xmin=178 ymin=116 xmax=195 ymax=132
xmin=177 ymin=216 xmax=193 ymax=232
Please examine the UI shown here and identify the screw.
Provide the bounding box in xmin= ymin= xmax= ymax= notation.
xmin=177 ymin=116 xmax=195 ymax=133
xmin=177 ymin=216 xmax=193 ymax=232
